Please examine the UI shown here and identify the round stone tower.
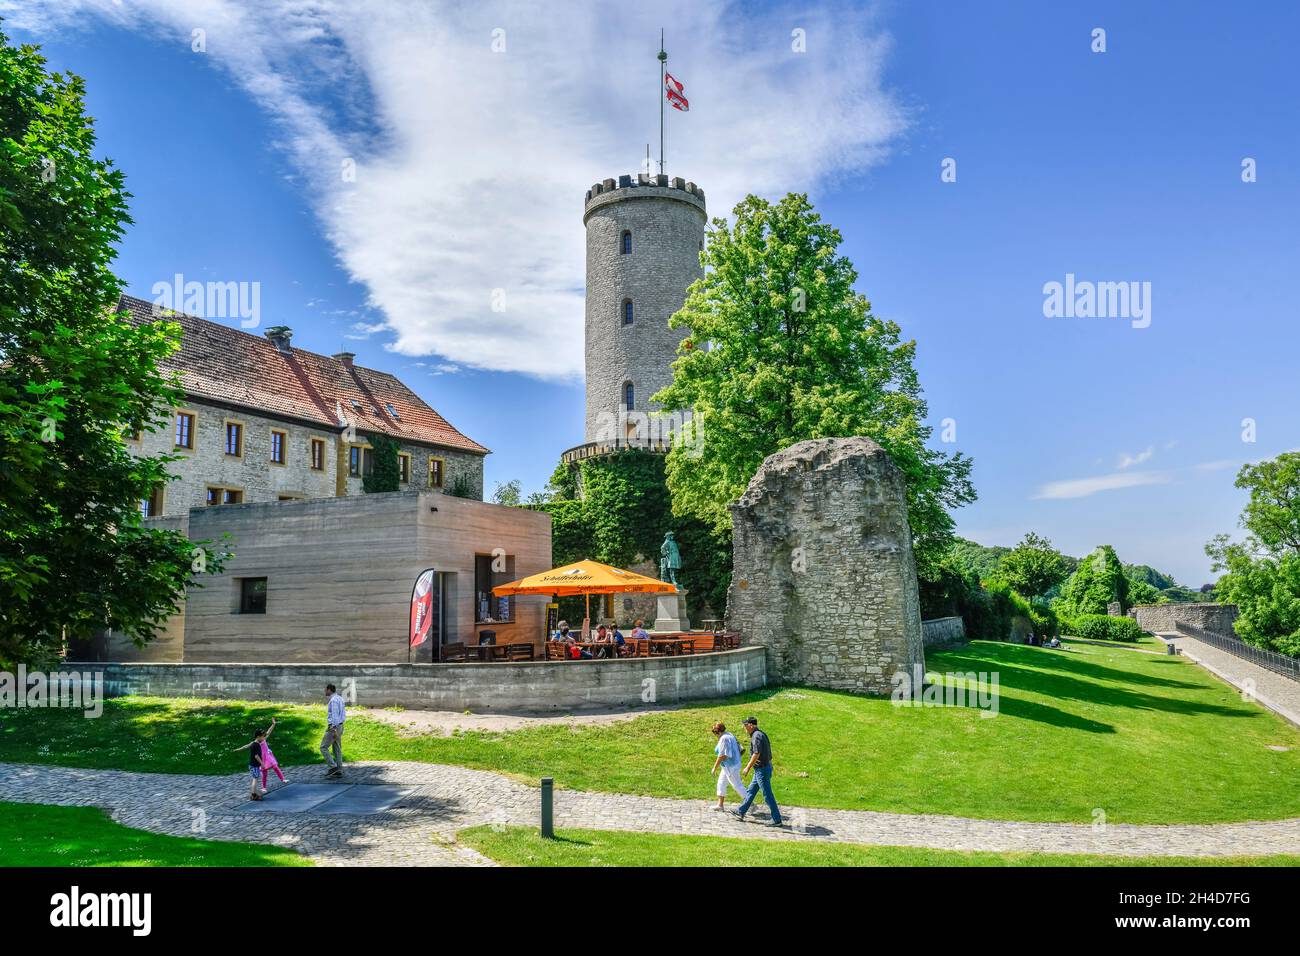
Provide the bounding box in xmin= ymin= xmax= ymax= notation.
xmin=581 ymin=173 xmax=706 ymax=446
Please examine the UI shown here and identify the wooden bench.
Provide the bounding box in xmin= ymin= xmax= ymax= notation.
xmin=544 ymin=641 xmax=569 ymax=661
xmin=441 ymin=642 xmax=470 ymax=662
xmin=504 ymin=642 xmax=535 ymax=661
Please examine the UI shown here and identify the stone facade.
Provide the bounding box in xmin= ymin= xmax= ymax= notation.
xmin=583 ymin=175 xmax=706 ymax=443
xmin=725 ymin=437 xmax=925 ymax=694
xmin=132 ymin=399 xmax=484 ymax=516
xmin=1132 ymin=603 xmax=1239 ymax=636
xmin=922 ymin=616 xmax=967 ymax=648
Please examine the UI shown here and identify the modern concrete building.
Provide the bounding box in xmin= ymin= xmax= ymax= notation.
xmin=119 ymin=294 xmax=488 ymax=516
xmin=83 ymin=491 xmax=552 ymax=663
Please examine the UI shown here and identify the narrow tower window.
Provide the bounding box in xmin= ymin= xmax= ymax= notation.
xmin=624 ymin=381 xmax=634 ymax=410
xmin=623 ymin=299 xmax=633 ymax=325
xmin=621 ymin=230 xmax=632 ymax=255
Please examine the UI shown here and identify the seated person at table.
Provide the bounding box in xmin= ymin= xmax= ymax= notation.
xmin=611 ymin=624 xmax=629 ymax=656
xmin=631 ymin=619 xmax=649 ymax=641
xmin=593 ymin=624 xmax=615 ymax=659
xmin=553 ymin=620 xmax=572 ymax=642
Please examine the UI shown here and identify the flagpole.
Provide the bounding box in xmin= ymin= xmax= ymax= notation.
xmin=658 ymin=30 xmax=666 ymax=176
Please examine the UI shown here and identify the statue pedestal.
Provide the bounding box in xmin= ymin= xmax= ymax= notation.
xmin=652 ymin=588 xmax=690 ymax=632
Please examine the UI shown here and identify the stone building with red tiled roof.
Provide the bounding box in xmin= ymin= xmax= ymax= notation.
xmin=119 ymin=295 xmax=487 ymax=515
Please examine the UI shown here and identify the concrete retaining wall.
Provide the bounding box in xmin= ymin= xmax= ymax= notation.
xmin=922 ymin=616 xmax=966 ymax=648
xmin=1132 ymin=603 xmax=1238 ymax=636
xmin=78 ymin=646 xmax=767 ymax=713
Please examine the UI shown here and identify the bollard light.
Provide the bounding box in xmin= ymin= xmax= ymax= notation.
xmin=540 ymin=776 xmax=554 ymax=839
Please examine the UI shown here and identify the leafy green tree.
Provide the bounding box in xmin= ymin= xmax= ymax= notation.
xmin=995 ymin=532 xmax=1068 ymax=598
xmin=491 ymin=479 xmax=522 ymax=507
xmin=1233 ymin=453 xmax=1300 ymax=557
xmin=1058 ymin=545 xmax=1130 ymax=617
xmin=0 ymin=30 xmax=220 ymax=667
xmin=1205 ymin=452 xmax=1300 ymax=655
xmin=1125 ymin=578 xmax=1162 ymax=607
xmin=361 ymin=434 xmax=400 ymax=493
xmin=653 ymin=193 xmax=975 ymax=574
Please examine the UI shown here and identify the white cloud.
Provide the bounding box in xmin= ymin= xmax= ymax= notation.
xmin=1194 ymin=459 xmax=1239 ymax=472
xmin=5 ymin=0 xmax=907 ymax=378
xmin=1117 ymin=446 xmax=1154 ymax=470
xmin=1033 ymin=470 xmax=1172 ymax=500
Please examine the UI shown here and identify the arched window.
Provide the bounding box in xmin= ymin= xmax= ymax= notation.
xmin=622 ymin=299 xmax=634 ymax=325
xmin=621 ymin=230 xmax=632 ymax=255
xmin=624 ymin=381 xmax=634 ymax=410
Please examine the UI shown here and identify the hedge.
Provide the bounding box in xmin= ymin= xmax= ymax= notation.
xmin=1066 ymin=614 xmax=1143 ymax=643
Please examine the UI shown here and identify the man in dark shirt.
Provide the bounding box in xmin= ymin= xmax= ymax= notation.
xmin=732 ymin=716 xmax=783 ymax=827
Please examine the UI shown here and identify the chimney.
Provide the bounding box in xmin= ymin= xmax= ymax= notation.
xmin=264 ymin=326 xmax=293 ymax=353
xmin=333 ymin=350 xmax=355 ymax=367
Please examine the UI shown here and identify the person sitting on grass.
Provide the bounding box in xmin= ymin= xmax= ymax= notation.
xmin=234 ymin=726 xmax=267 ymax=801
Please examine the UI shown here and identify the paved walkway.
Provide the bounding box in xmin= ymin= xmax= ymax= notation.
xmin=3 ymin=760 xmax=1298 ymax=866
xmin=1158 ymin=633 xmax=1300 ymax=728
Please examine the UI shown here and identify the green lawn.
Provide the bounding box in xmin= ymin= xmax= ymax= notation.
xmin=458 ymin=825 xmax=1300 ymax=867
xmin=2 ymin=639 xmax=1298 ymax=824
xmin=0 ymin=802 xmax=310 ymax=867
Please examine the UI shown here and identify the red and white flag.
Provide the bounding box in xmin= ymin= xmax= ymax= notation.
xmin=665 ymin=72 xmax=689 ymax=111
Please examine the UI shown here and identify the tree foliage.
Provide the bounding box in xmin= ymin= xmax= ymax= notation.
xmin=534 ymin=452 xmax=731 ymax=621
xmin=652 ymin=193 xmax=975 ymax=575
xmin=1206 ymin=452 xmax=1300 ymax=656
xmin=0 ymin=30 xmax=222 ymax=667
xmin=994 ymin=532 xmax=1068 ymax=598
xmin=1057 ymin=545 xmax=1130 ymax=617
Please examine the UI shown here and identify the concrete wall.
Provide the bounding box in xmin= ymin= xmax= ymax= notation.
xmin=922 ymin=616 xmax=966 ymax=648
xmin=96 ymin=491 xmax=551 ymax=664
xmin=1133 ymin=603 xmax=1239 ymax=636
xmin=83 ymin=647 xmax=767 ymax=713
xmin=129 ymin=398 xmax=485 ymax=515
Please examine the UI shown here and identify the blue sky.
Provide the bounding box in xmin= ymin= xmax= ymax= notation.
xmin=5 ymin=0 xmax=1297 ymax=585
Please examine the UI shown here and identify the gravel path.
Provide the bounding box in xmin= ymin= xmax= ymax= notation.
xmin=3 ymin=760 xmax=1298 ymax=866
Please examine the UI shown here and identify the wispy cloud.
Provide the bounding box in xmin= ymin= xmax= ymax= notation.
xmin=4 ymin=0 xmax=907 ymax=378
xmin=1117 ymin=446 xmax=1154 ymax=470
xmin=1194 ymin=459 xmax=1239 ymax=472
xmin=1033 ymin=470 xmax=1172 ymax=500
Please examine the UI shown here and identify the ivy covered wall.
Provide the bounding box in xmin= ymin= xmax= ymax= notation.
xmin=532 ymin=450 xmax=731 ymax=624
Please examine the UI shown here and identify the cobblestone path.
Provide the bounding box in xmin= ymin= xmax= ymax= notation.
xmin=4 ymin=760 xmax=1298 ymax=866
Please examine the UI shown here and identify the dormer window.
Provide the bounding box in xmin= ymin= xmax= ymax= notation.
xmin=621 ymin=230 xmax=632 ymax=255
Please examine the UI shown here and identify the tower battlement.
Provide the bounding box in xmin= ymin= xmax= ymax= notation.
xmin=584 ymin=174 xmax=706 ymax=222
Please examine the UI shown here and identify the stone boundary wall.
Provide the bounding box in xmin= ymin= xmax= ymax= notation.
xmin=922 ymin=616 xmax=967 ymax=648
xmin=73 ymin=647 xmax=766 ymax=714
xmin=1132 ymin=603 xmax=1238 ymax=636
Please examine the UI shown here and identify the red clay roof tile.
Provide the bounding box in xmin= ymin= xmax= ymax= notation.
xmin=118 ymin=294 xmax=488 ymax=455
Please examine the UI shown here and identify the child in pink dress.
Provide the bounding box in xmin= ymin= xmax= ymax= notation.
xmin=259 ymin=716 xmax=287 ymax=793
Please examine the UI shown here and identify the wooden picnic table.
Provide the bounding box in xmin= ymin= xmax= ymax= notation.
xmin=470 ymin=643 xmax=510 ymax=661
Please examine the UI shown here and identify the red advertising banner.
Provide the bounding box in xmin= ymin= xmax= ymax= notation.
xmin=409 ymin=568 xmax=436 ymax=650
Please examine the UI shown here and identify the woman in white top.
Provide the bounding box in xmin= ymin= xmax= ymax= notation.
xmin=710 ymin=721 xmax=747 ymax=810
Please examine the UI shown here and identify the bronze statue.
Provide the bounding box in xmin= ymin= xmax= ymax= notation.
xmin=659 ymin=531 xmax=682 ymax=587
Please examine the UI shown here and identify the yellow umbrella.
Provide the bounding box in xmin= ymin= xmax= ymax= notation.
xmin=493 ymin=559 xmax=676 ymax=639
